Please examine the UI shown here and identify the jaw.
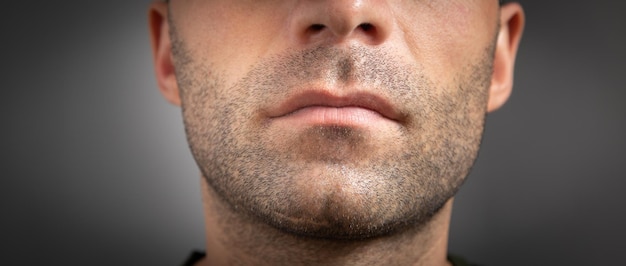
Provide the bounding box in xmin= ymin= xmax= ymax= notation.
xmin=200 ymin=177 xmax=455 ymax=266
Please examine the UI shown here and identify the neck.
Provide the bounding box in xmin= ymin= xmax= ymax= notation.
xmin=197 ymin=178 xmax=453 ymax=266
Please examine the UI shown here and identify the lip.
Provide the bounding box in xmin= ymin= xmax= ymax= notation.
xmin=266 ymin=90 xmax=402 ymax=125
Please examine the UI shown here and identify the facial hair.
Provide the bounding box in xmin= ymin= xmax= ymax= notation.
xmin=171 ymin=28 xmax=494 ymax=240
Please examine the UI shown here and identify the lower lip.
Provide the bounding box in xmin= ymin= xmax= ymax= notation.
xmin=272 ymin=106 xmax=391 ymax=128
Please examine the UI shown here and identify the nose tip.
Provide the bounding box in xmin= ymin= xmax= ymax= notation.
xmin=292 ymin=0 xmax=393 ymax=46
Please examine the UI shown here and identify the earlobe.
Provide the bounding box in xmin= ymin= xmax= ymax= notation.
xmin=487 ymin=3 xmax=525 ymax=113
xmin=149 ymin=2 xmax=181 ymax=106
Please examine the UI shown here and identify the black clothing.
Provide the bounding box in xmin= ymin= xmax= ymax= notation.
xmin=182 ymin=251 xmax=479 ymax=266
xmin=182 ymin=251 xmax=206 ymax=266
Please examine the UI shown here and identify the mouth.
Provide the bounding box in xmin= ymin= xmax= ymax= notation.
xmin=266 ymin=90 xmax=403 ymax=128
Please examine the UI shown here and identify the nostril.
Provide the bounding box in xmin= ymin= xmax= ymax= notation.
xmin=302 ymin=22 xmax=381 ymax=44
xmin=359 ymin=23 xmax=374 ymax=32
xmin=309 ymin=24 xmax=326 ymax=32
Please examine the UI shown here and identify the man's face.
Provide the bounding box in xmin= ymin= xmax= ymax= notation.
xmin=167 ymin=0 xmax=500 ymax=239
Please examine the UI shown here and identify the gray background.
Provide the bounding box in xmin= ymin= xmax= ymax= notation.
xmin=2 ymin=1 xmax=625 ymax=265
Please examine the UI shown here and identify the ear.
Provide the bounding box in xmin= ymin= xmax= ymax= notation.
xmin=149 ymin=2 xmax=181 ymax=106
xmin=487 ymin=2 xmax=525 ymax=112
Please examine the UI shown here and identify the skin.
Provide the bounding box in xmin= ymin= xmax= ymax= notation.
xmin=149 ymin=0 xmax=524 ymax=265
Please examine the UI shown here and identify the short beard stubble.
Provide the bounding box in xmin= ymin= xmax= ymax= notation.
xmin=170 ymin=22 xmax=496 ymax=240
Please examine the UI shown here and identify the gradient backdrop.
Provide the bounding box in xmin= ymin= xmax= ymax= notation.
xmin=2 ymin=1 xmax=625 ymax=265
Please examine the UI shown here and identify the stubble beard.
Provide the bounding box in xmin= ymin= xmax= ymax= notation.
xmin=171 ymin=31 xmax=494 ymax=240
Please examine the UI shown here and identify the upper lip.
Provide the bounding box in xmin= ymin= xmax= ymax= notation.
xmin=266 ymin=89 xmax=403 ymax=122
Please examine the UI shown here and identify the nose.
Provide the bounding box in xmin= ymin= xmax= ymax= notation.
xmin=290 ymin=0 xmax=393 ymax=46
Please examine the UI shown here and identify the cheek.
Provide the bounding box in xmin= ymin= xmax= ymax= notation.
xmin=175 ymin=2 xmax=288 ymax=86
xmin=396 ymin=1 xmax=497 ymax=86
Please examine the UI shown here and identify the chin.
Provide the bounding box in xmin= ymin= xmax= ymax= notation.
xmin=239 ymin=164 xmax=453 ymax=240
xmin=259 ymin=191 xmax=449 ymax=241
